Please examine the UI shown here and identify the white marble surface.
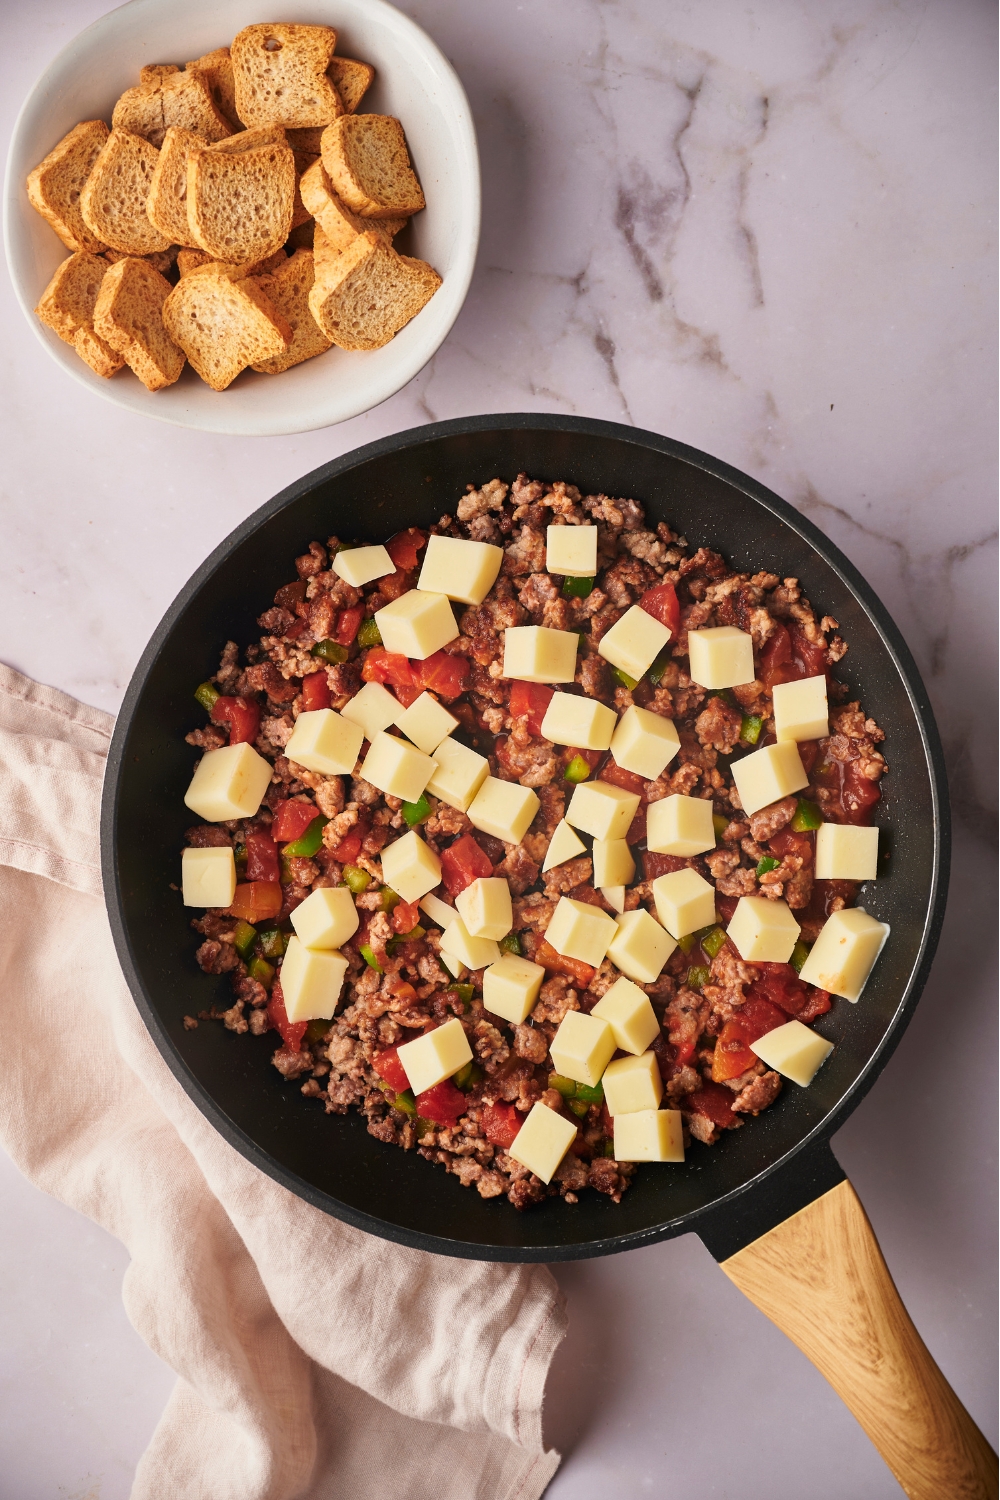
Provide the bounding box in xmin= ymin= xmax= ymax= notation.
xmin=1 ymin=1 xmax=995 ymax=1497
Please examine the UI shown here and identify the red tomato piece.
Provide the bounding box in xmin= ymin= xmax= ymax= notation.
xmin=361 ymin=649 xmax=417 ymax=689
xmin=639 ymin=581 xmax=681 ymax=635
xmin=386 ymin=528 xmax=427 ymax=572
xmin=482 ymin=1101 xmax=526 ymax=1148
xmin=271 ymin=799 xmax=320 ymax=843
xmin=417 ymin=651 xmax=471 ymax=702
xmin=440 ymin=834 xmax=494 ymax=896
xmin=798 ymin=987 xmax=833 ymax=1023
xmin=416 ymin=1079 xmax=468 ymax=1125
xmin=711 ymin=1022 xmax=759 ymax=1082
xmin=643 ymin=850 xmax=689 ymax=881
xmin=600 ymin=760 xmax=648 ymax=797
xmin=391 ymin=899 xmax=421 ymax=934
xmin=328 ymin=820 xmax=367 ymax=864
xmin=534 ymin=939 xmax=596 ymax=988
xmin=626 ymin=805 xmax=647 ymax=844
xmin=245 ymin=830 xmax=279 ymax=883
xmin=384 ymin=976 xmax=418 ymax=1003
xmin=210 ymin=694 xmax=261 ymax=745
xmin=797 ymin=739 xmax=821 ymax=775
xmin=790 ymin=627 xmax=827 ymax=678
xmin=684 ymin=1081 xmax=737 ymax=1127
xmin=740 ymin=994 xmax=791 ymax=1032
xmin=570 ymin=747 xmax=604 ymax=772
xmin=391 ymin=681 xmax=424 ymax=709
xmin=715 ymin=893 xmax=740 ymax=925
xmin=227 ymin=881 xmax=282 ymax=922
xmin=769 ymin=827 xmax=814 ymax=863
xmin=300 ymin=672 xmax=331 ymax=711
xmin=509 ymin=681 xmax=554 ymax=736
xmin=372 ymin=1046 xmax=410 ymax=1093
xmin=335 ymin=606 xmax=363 ymax=645
xmin=274 ymin=580 xmax=307 ymax=611
xmin=813 ymin=755 xmax=881 ymax=825
xmin=267 ymin=981 xmax=307 ymax=1053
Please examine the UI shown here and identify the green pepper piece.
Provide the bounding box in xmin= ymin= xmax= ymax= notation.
xmin=790 ymin=939 xmax=811 ymax=974
xmin=194 ymin=679 xmax=220 ymax=712
xmin=548 ymin=1073 xmax=577 ymax=1099
xmin=686 ymin=964 xmax=710 ymax=992
xmin=360 ymin=943 xmax=383 ymax=972
xmin=700 ymin=925 xmax=727 ymax=960
xmin=449 ymin=982 xmax=474 ymax=1007
xmin=247 ymin=957 xmax=274 ymax=989
xmin=305 ymin=1017 xmax=330 ymax=1043
xmin=333 ymin=541 xmax=358 ymax=555
xmin=604 ymin=1138 xmax=617 ymax=1158
xmin=232 ymin=919 xmax=257 ymax=960
xmin=343 ymin=865 xmax=370 ymax=894
xmin=568 ymin=1097 xmax=589 ymax=1117
xmin=561 ymin=575 xmax=595 ymax=599
xmin=790 ymin=798 xmax=823 ymax=832
xmin=564 ymin=754 xmax=591 ymax=783
xmin=648 ymin=648 xmax=672 ymax=686
xmin=391 ymin=924 xmax=426 ymax=945
xmin=756 ymin=855 xmax=781 ymax=877
xmin=573 ymin=1080 xmax=604 ymax=1105
xmin=311 ymin=638 xmax=349 ymax=665
xmin=392 ymin=1088 xmax=416 ymax=1117
xmin=357 ymin=618 xmax=383 ymax=648
xmin=452 ymin=1061 xmax=474 ymax=1089
xmin=415 ymin=1116 xmax=436 ymax=1138
xmin=713 ymin=812 xmax=730 ymax=839
xmin=611 ymin=666 xmax=640 ymax=691
xmin=402 ymin=793 xmax=432 ymax=827
xmin=380 ymin=888 xmax=400 ymax=913
xmin=284 ymin=814 xmax=329 ymax=858
xmin=676 ymin=932 xmax=696 ymax=954
xmin=499 ymin=932 xmax=522 ymax=956
xmin=257 ymin=926 xmax=285 ymax=960
xmin=233 ymin=838 xmax=247 ymax=876
xmin=740 ymin=714 xmax=764 ymax=745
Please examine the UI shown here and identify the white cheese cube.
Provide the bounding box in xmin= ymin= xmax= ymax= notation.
xmin=731 ymin=741 xmax=809 ymax=817
xmin=509 ymin=1102 xmax=578 ymax=1184
xmin=606 ymin=907 xmax=676 ymax=984
xmin=687 ymin=626 xmax=754 ymax=689
xmin=439 ymin=916 xmax=501 ymax=972
xmin=540 ymin=692 xmax=617 ymax=751
xmin=565 ymin=780 xmax=641 ymax=841
xmin=598 ymin=604 xmax=672 ymax=682
xmin=441 ymin=951 xmax=466 ymax=979
xmin=181 ymin=846 xmax=237 ymax=907
xmin=549 ymin=1011 xmax=616 ymax=1088
xmin=331 ymin=544 xmax=394 ymax=588
xmin=651 ymin=868 xmax=717 ymax=938
xmin=468 ymin=777 xmax=539 ymax=845
xmin=425 ymin=736 xmax=489 ymax=812
xmin=340 ymin=680 xmax=402 ymax=741
xmin=541 ymin=819 xmax=587 ymax=873
xmin=613 ymin=1109 xmax=684 ymax=1163
xmin=417 ymin=534 xmax=503 ymax=605
xmin=591 ymin=839 xmax=635 ymax=888
xmin=285 ymin=708 xmax=365 ymax=777
xmin=750 ymin=1018 xmax=833 ymax=1086
xmin=482 ymin=953 xmax=545 ymax=1024
xmin=502 ymin=625 xmax=578 ymax=684
xmin=397 ymin=1016 xmax=472 ymax=1096
xmin=419 ymin=891 xmax=458 ymax=929
xmin=280 ymin=937 xmax=349 ymax=1023
xmin=544 ymin=897 xmax=618 ymax=968
xmin=455 ymin=877 xmax=513 ymax=940
xmin=289 ymin=887 xmax=359 ymax=950
xmin=609 ymin=705 xmax=680 ymax=780
xmin=646 ymin=794 xmax=716 ymax=856
xmin=374 ymin=590 xmax=459 ymax=660
xmin=361 ymin=730 xmax=436 ymax=802
xmin=602 ymin=885 xmax=626 ymax=914
xmin=395 ymin=691 xmax=458 ymax=754
xmin=726 ymin=895 xmax=801 ymax=963
xmin=773 ymin=674 xmax=829 ymax=742
xmin=602 ymin=1051 xmax=663 ymax=1115
xmin=798 ymin=906 xmax=890 ymax=1002
xmin=380 ymin=829 xmax=442 ymax=903
xmin=546 ymin=524 xmax=597 ymax=578
xmin=591 ymin=976 xmax=660 ymax=1054
xmin=183 ymin=741 xmax=273 ymax=823
xmin=814 ymin=823 xmax=879 ymax=881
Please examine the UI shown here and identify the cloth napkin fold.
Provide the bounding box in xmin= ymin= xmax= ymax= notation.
xmin=0 ymin=664 xmax=565 ymax=1500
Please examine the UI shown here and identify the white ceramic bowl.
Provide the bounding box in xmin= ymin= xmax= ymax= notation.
xmin=3 ymin=0 xmax=479 ymax=436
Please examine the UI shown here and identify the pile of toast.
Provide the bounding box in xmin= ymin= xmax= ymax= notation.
xmin=27 ymin=23 xmax=442 ymax=393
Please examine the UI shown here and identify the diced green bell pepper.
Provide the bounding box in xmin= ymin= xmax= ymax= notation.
xmin=564 ymin=754 xmax=591 ymax=783
xmin=194 ymin=680 xmax=220 ymax=712
xmin=604 ymin=1138 xmax=617 ymax=1157
xmin=568 ymin=1097 xmax=589 ymax=1117
xmin=233 ymin=839 xmax=247 ymax=876
xmin=392 ymin=1088 xmax=416 ymax=1117
xmin=380 ymin=888 xmax=400 ymax=913
xmin=573 ymin=1080 xmax=604 ymax=1105
xmin=415 ymin=1116 xmax=436 ymax=1138
xmin=449 ymin=982 xmax=474 ymax=1008
xmin=499 ymin=932 xmax=522 ymax=956
xmin=333 ymin=541 xmax=358 ymax=555
xmin=257 ymin=926 xmax=286 ymax=960
xmin=232 ymin=920 xmax=257 ymax=961
xmin=611 ymin=666 xmax=639 ymax=691
xmin=357 ymin=618 xmax=382 ymax=648
xmin=402 ymin=793 xmax=432 ymax=827
xmin=676 ymin=932 xmax=696 ymax=954
xmin=648 ymin=648 xmax=671 ymax=686
xmin=311 ymin=638 xmax=348 ymax=665
xmin=790 ymin=798 xmax=823 ymax=832
xmin=343 ymin=865 xmax=370 ymax=893
xmin=713 ymin=812 xmax=730 ymax=838
xmin=305 ymin=1017 xmax=330 ymax=1043
xmin=284 ymin=814 xmax=329 ymax=858
xmin=561 ymin=575 xmax=595 ymax=598
xmin=756 ymin=855 xmax=780 ymax=877
xmin=700 ymin=925 xmax=727 ymax=960
xmin=740 ymin=714 xmax=764 ymax=745
xmin=360 ymin=944 xmax=383 ymax=972
xmin=789 ymin=940 xmax=811 ymax=974
xmin=686 ymin=964 xmax=710 ymax=992
xmin=389 ymin=924 xmax=425 ymax=949
xmin=247 ymin=957 xmax=274 ymax=989
xmin=549 ymin=1073 xmax=577 ymax=1099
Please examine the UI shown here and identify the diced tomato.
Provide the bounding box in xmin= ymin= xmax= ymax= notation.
xmin=798 ymin=987 xmax=833 ymax=1022
xmin=373 ymin=1045 xmax=410 ymax=1093
xmin=245 ymin=830 xmax=279 ymax=883
xmin=570 ymin=746 xmax=605 ymax=773
xmin=758 ymin=623 xmax=828 ymax=689
xmin=510 ymin=681 xmax=554 ymax=736
xmin=362 ymin=648 xmax=417 ymax=690
xmin=300 ymin=672 xmax=331 ymax=711
xmin=274 ymin=580 xmax=307 ymax=611
xmin=210 ymin=694 xmax=261 ymax=745
xmin=684 ymin=1081 xmax=737 ymax=1127
xmin=643 ymin=850 xmax=690 ymax=881
xmin=600 ymin=760 xmax=648 ymax=797
xmin=626 ymin=805 xmax=647 ymax=844
xmin=812 ymin=755 xmax=881 ymax=824
xmin=384 ymin=975 xmax=417 ymax=1003
xmin=271 ymin=799 xmax=321 ymax=844
xmin=335 ymin=606 xmax=363 ymax=645
xmin=769 ymin=827 xmax=814 ymax=863
xmin=386 ymin=527 xmax=427 ymax=572
xmin=797 ymin=739 xmax=820 ymax=775
xmin=534 ymin=939 xmax=595 ymax=987
xmin=482 ymin=1101 xmax=526 ymax=1148
xmin=266 ymin=980 xmax=307 ymax=1053
xmin=791 ymin=628 xmax=827 ymax=678
xmin=391 ymin=899 xmax=421 ymax=934
xmin=391 ymin=681 xmax=424 ymax=709
xmin=639 ymin=581 xmax=680 ymax=635
xmin=327 ymin=818 xmax=368 ymax=864
xmin=716 ymin=893 xmax=739 ymax=924
xmin=227 ymin=881 xmax=282 ymax=922
xmin=416 ymin=1079 xmax=468 ymax=1125
xmin=710 ymin=995 xmax=786 ymax=1082
xmin=652 ymin=1033 xmax=696 ymax=1082
xmin=440 ymin=834 xmax=494 ymax=896
xmin=417 ymin=651 xmax=470 ymax=702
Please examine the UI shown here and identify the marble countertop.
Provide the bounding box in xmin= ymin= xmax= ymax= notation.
xmin=1 ymin=1 xmax=995 ymax=1496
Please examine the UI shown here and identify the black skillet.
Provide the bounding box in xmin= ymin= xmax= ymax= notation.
xmin=101 ymin=415 xmax=995 ymax=1499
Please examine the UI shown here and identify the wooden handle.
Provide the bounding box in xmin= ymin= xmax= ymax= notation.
xmin=721 ymin=1179 xmax=997 ymax=1500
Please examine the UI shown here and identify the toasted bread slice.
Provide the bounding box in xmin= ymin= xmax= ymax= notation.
xmin=80 ymin=130 xmax=172 ymax=256
xmin=286 ymin=220 xmax=315 ymax=252
xmin=299 ymin=158 xmax=404 ymax=252
xmin=103 ymin=245 xmax=179 ymax=275
xmin=285 ymin=126 xmax=326 ymax=154
xmin=177 ymin=247 xmax=287 ymax=279
xmin=140 ymin=64 xmax=180 ymax=84
xmin=162 ymin=270 xmax=290 ymax=389
xmin=320 ymin=115 xmax=425 ymax=219
xmin=209 ymin=125 xmax=286 ymax=155
xmin=326 ymin=56 xmax=374 ymax=114
xmin=34 ymin=250 xmax=124 ymax=377
xmin=146 ymin=126 xmax=206 ymax=245
xmin=26 ymin=120 xmax=110 ymax=253
xmin=185 ymin=48 xmax=242 ymax=130
xmin=308 ymin=230 xmax=440 ymax=350
xmin=231 ymin=23 xmax=342 ymax=128
xmin=186 ymin=141 xmax=294 ymax=263
xmin=93 ymin=256 xmax=185 ymax=389
xmin=112 ymin=68 xmax=232 ymax=149
xmin=72 ymin=325 xmax=125 ymax=378
xmin=251 ymin=250 xmax=332 ymax=373
xmin=291 ymin=149 xmax=319 ymax=229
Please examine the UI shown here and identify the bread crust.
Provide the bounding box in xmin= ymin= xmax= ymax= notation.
xmin=326 ymin=56 xmax=375 ymax=115
xmin=26 ymin=120 xmax=110 ymax=253
xmin=308 ymin=230 xmax=440 ymax=350
xmin=80 ymin=130 xmax=172 ymax=256
xmin=93 ymin=256 xmax=185 ymax=390
xmin=34 ymin=250 xmax=124 ymax=378
xmin=147 ymin=126 xmax=207 ymax=246
xmin=162 ymin=270 xmax=291 ymax=389
xmin=251 ymin=250 xmax=333 ymax=373
xmin=185 ymin=48 xmax=242 ymax=131
xmin=112 ymin=68 xmax=233 ymax=149
xmin=299 ymin=158 xmax=404 ymax=254
xmin=320 ymin=115 xmax=425 ymax=219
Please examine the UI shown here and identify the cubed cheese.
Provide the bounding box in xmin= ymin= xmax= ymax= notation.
xmin=374 ymin=590 xmax=459 ymax=660
xmin=687 ymin=626 xmax=754 ymax=689
xmin=440 ymin=951 xmax=466 ymax=979
xmin=280 ymin=937 xmax=349 ymax=1023
xmin=609 ymin=705 xmax=680 ymax=780
xmin=502 ymin=625 xmax=578 ymax=683
xmin=340 ymin=680 xmax=402 ymax=741
xmin=395 ymin=691 xmax=458 ymax=754
xmin=397 ymin=1016 xmax=472 ymax=1095
xmin=798 ymin=906 xmax=890 ymax=1002
xmin=602 ymin=885 xmax=626 ymax=913
xmin=331 ymin=544 xmax=394 ymax=588
xmin=541 ymin=819 xmax=587 ymax=873
xmin=602 ymin=1051 xmax=664 ymax=1115
xmin=773 ymin=674 xmax=829 ymax=742
xmin=731 ymin=741 xmax=809 ymax=817
xmin=546 ymin=524 xmax=597 ymax=577
xmin=482 ymin=953 xmax=545 ymax=1024
xmin=814 ymin=823 xmax=879 ymax=881
xmin=598 ymin=604 xmax=672 ymax=682
xmin=417 ymin=534 xmax=504 ymax=605
xmin=591 ymin=976 xmax=660 ymax=1054
xmin=181 ymin=846 xmax=237 ymax=907
xmin=540 ymin=692 xmax=617 ymax=751
xmin=455 ymin=876 xmax=513 ymax=940
xmin=183 ymin=741 xmax=273 ymax=822
xmin=361 ymin=731 xmax=436 ymax=802
xmin=419 ymin=891 xmax=458 ymax=929
xmin=439 ymin=916 xmax=501 ymax=972
xmin=750 ymin=1018 xmax=833 ymax=1086
xmin=544 ymin=896 xmax=618 ymax=968
xmin=591 ymin=839 xmax=635 ymax=888
xmin=425 ymin=735 xmax=489 ymax=812
xmin=289 ymin=886 xmax=359 ymax=950
xmin=380 ymin=829 xmax=442 ymax=903
xmin=285 ymin=708 xmax=365 ymax=777
xmin=565 ymin=780 xmax=640 ymax=840
xmin=509 ymin=1102 xmax=578 ymax=1183
xmin=726 ymin=895 xmax=801 ymax=963
xmin=549 ymin=1010 xmax=616 ymax=1088
xmin=613 ymin=1109 xmax=684 ymax=1163
xmin=651 ymin=868 xmax=717 ymax=938
xmin=605 ymin=907 xmax=676 ymax=984
xmin=646 ymin=794 xmax=716 ymax=856
xmin=468 ymin=777 xmax=540 ymax=845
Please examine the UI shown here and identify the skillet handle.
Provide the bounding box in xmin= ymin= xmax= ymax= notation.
xmin=720 ymin=1178 xmax=997 ymax=1500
